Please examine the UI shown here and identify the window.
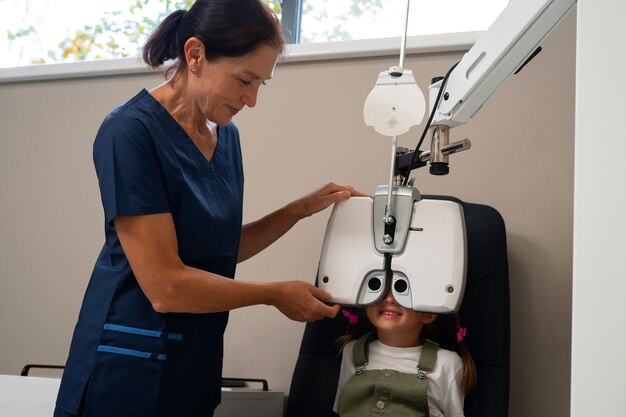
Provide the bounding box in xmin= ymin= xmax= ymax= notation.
xmin=283 ymin=0 xmax=508 ymax=44
xmin=1 ymin=0 xmax=508 ymax=79
xmin=1 ymin=0 xmax=196 ymax=68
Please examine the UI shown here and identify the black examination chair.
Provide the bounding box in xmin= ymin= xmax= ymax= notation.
xmin=285 ymin=196 xmax=510 ymax=417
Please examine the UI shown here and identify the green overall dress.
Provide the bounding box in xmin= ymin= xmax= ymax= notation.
xmin=337 ymin=333 xmax=439 ymax=417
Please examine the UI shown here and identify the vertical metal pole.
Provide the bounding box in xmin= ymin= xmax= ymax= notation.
xmin=384 ymin=0 xmax=412 ymax=226
xmin=384 ymin=135 xmax=399 ymax=224
xmin=398 ymin=0 xmax=411 ymax=68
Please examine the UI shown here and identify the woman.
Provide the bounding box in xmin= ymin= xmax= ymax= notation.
xmin=54 ymin=1 xmax=362 ymax=416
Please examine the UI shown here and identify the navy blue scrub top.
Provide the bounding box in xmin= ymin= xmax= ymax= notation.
xmin=54 ymin=89 xmax=244 ymax=417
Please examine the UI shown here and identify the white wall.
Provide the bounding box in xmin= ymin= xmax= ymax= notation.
xmin=570 ymin=0 xmax=626 ymax=414
xmin=0 ymin=9 xmax=579 ymax=417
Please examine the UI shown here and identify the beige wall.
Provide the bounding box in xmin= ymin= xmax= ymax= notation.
xmin=0 ymin=10 xmax=575 ymax=417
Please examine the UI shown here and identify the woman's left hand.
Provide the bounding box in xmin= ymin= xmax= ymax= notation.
xmin=238 ymin=182 xmax=367 ymax=263
xmin=288 ymin=182 xmax=368 ymax=220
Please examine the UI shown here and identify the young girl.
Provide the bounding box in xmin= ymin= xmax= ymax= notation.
xmin=333 ymin=287 xmax=476 ymax=417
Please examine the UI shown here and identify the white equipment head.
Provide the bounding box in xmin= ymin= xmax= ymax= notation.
xmin=318 ymin=187 xmax=467 ymax=313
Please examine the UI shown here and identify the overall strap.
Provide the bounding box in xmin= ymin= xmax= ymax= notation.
xmin=416 ymin=339 xmax=439 ymax=379
xmin=351 ymin=332 xmax=375 ymax=374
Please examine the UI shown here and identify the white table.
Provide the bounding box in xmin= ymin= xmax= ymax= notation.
xmin=0 ymin=375 xmax=60 ymax=417
xmin=0 ymin=375 xmax=284 ymax=417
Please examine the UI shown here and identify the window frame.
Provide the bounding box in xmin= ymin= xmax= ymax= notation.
xmin=281 ymin=0 xmax=303 ymax=44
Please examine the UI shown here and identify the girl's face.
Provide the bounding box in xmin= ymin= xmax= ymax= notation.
xmin=365 ymin=289 xmax=437 ymax=348
xmin=186 ymin=41 xmax=279 ymax=125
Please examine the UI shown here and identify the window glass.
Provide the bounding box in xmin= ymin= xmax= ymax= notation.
xmin=1 ymin=0 xmax=198 ymax=67
xmin=299 ymin=0 xmax=508 ymax=43
xmin=1 ymin=0 xmax=506 ymax=69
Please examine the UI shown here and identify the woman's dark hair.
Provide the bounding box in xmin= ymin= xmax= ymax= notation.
xmin=142 ymin=0 xmax=284 ymax=80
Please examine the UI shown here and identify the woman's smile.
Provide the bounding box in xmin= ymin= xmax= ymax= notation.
xmin=227 ymin=105 xmax=241 ymax=116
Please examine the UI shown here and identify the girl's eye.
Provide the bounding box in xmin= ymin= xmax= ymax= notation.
xmin=239 ymin=79 xmax=252 ymax=86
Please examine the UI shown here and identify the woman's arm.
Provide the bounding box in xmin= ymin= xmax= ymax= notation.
xmin=238 ymin=182 xmax=366 ymax=262
xmin=114 ymin=212 xmax=340 ymax=321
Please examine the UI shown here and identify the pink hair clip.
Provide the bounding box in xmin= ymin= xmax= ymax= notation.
xmin=456 ymin=327 xmax=467 ymax=342
xmin=342 ymin=309 xmax=359 ymax=325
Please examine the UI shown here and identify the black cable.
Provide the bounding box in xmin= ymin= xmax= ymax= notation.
xmin=403 ymin=61 xmax=460 ymax=185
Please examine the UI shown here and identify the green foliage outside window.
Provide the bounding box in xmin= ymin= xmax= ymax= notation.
xmin=300 ymin=0 xmax=382 ymax=43
xmin=5 ymin=0 xmax=281 ymax=65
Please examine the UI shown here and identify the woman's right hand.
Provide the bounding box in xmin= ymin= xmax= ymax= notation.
xmin=272 ymin=281 xmax=341 ymax=322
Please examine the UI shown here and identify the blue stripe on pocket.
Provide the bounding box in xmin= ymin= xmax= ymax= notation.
xmin=103 ymin=323 xmax=182 ymax=340
xmin=97 ymin=345 xmax=167 ymax=361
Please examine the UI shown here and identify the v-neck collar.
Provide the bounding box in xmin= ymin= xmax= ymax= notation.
xmin=143 ymin=89 xmax=221 ymax=171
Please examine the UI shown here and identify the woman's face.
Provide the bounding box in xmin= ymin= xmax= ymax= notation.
xmin=189 ymin=42 xmax=280 ymax=125
xmin=365 ymin=289 xmax=436 ymax=347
